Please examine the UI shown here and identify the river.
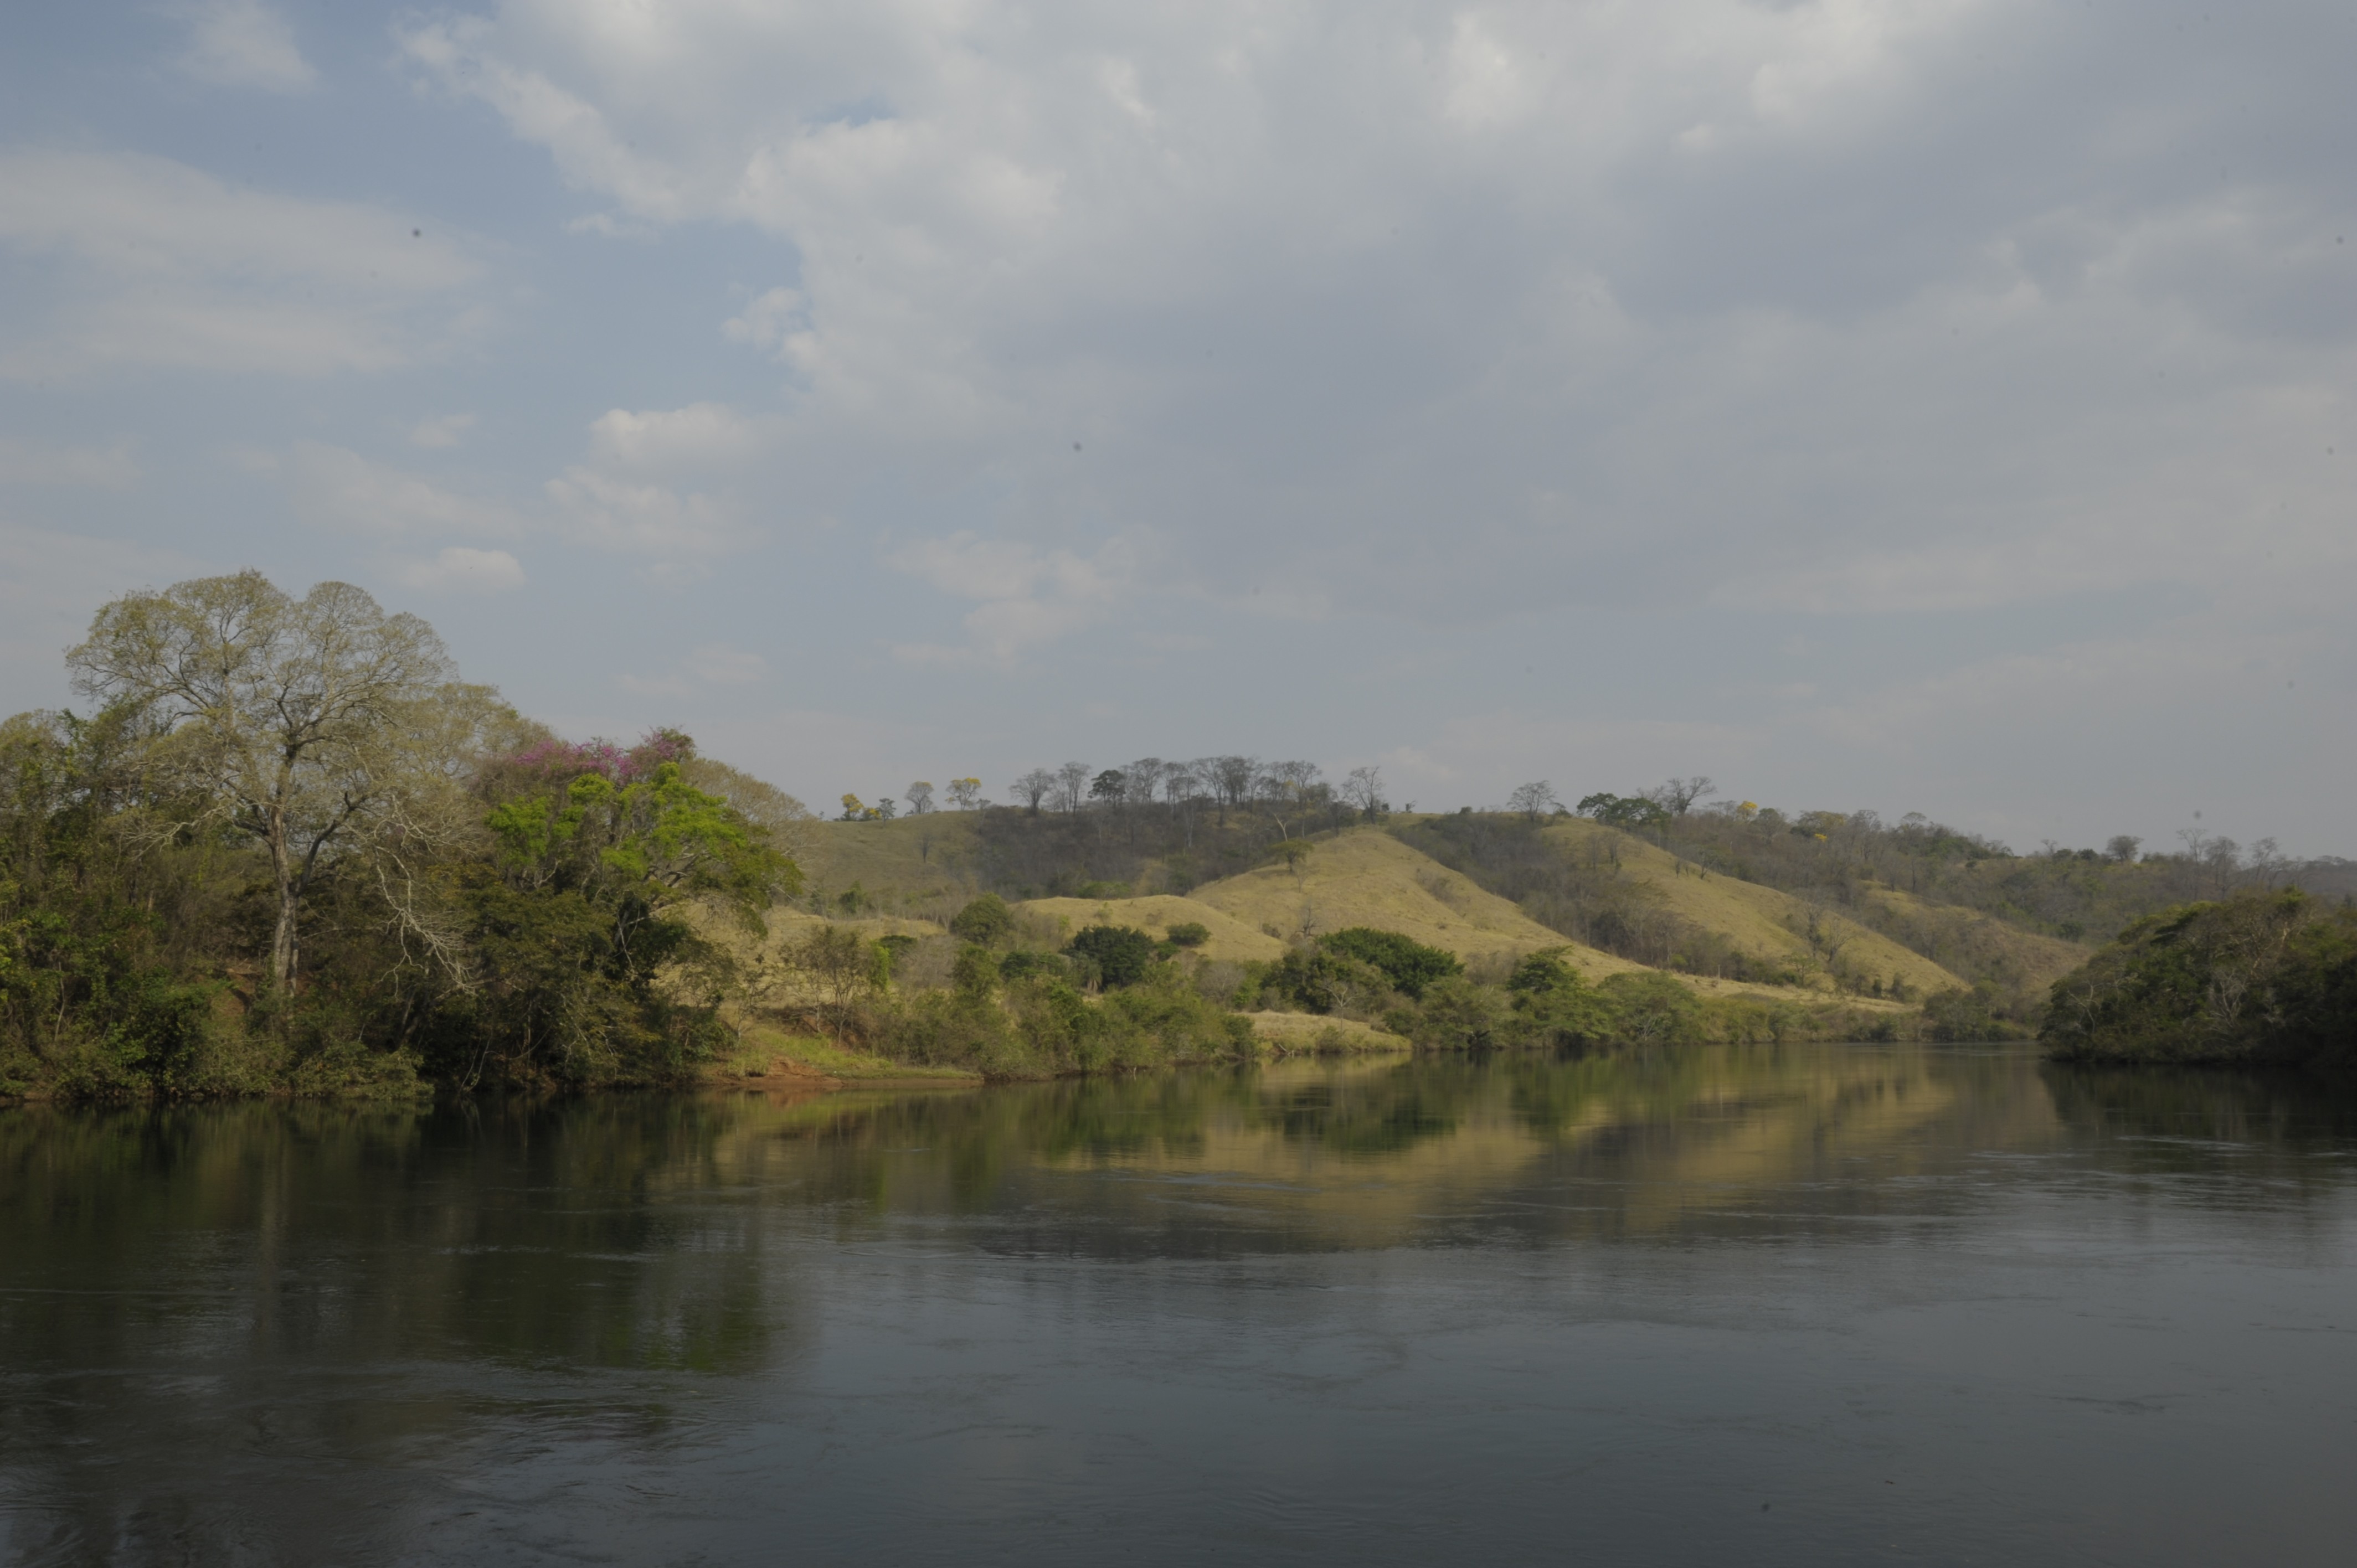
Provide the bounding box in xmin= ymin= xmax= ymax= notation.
xmin=4 ymin=1043 xmax=2354 ymax=1564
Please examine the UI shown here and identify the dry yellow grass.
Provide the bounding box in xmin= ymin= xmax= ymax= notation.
xmin=707 ymin=1020 xmax=981 ymax=1084
xmin=762 ymin=907 xmax=946 ymax=942
xmin=1537 ymin=819 xmax=1968 ymax=996
xmin=796 ymin=813 xmax=983 ymax=902
xmin=1012 ymin=895 xmax=1288 ymax=962
xmin=1238 ymin=1012 xmax=1413 ymax=1053
xmin=1183 ymin=828 xmax=1643 ymax=978
xmin=1858 ymin=885 xmax=2090 ymax=992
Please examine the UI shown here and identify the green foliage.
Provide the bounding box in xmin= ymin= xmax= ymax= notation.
xmin=3 ymin=578 xmax=802 ymax=1099
xmin=1921 ymin=983 xmax=2026 ymax=1041
xmin=951 ymin=942 xmax=1000 ymax=999
xmin=872 ymin=963 xmax=1249 ymax=1079
xmin=1577 ymin=792 xmax=1670 ymax=831
xmin=1402 ymin=975 xmax=1505 ymax=1049
xmin=948 ymin=893 xmax=1015 ymax=944
xmin=998 ymin=948 xmax=1067 ymax=983
xmin=1165 ymin=921 xmax=1210 ymax=948
xmin=1316 ymin=926 xmax=1463 ymax=999
xmin=487 ymin=759 xmax=794 ymax=920
xmin=1255 ymin=947 xmax=1393 ymax=1015
xmin=1593 ymin=972 xmax=1708 ymax=1043
xmin=876 ymin=932 xmax=919 ymax=981
xmin=1064 ymin=924 xmax=1158 ymax=989
xmin=2040 ymin=891 xmax=2357 ymax=1067
xmin=1504 ymin=949 xmax=1615 ymax=1044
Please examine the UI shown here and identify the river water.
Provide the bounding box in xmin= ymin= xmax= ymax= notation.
xmin=3 ymin=1044 xmax=2355 ymax=1565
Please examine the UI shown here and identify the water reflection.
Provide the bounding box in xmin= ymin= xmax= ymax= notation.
xmin=4 ymin=1044 xmax=2356 ymax=1566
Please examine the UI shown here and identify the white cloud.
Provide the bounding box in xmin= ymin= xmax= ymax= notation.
xmin=409 ymin=414 xmax=476 ymax=449
xmin=0 ymin=439 xmax=139 ymax=489
xmin=267 ymin=405 xmax=769 ymax=583
xmin=284 ymin=443 xmax=528 ymax=538
xmin=387 ymin=1 xmax=2357 ymax=635
xmin=174 ymin=1 xmax=316 ymax=94
xmin=544 ymin=467 xmax=747 ymax=570
xmin=387 ymin=545 xmax=526 ymax=593
xmin=721 ymin=287 xmax=806 ymax=357
xmin=886 ymin=531 xmax=1136 ymax=666
xmin=0 ymin=150 xmax=482 ymax=376
xmin=687 ymin=643 xmax=767 ymax=685
xmin=588 ymin=403 xmax=771 ymax=470
xmin=618 ymin=642 xmax=768 ymax=696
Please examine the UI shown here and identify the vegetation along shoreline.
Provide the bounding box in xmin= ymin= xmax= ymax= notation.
xmin=4 ymin=572 xmax=2350 ymax=1105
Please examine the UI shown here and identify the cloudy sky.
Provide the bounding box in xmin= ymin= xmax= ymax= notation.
xmin=3 ymin=0 xmax=2350 ymax=853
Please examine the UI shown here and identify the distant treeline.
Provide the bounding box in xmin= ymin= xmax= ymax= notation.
xmin=858 ymin=762 xmax=2349 ymax=950
xmin=11 ymin=570 xmax=2351 ymax=1102
xmin=819 ymin=760 xmax=2351 ymax=1023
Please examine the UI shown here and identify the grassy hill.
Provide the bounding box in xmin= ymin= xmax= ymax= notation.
xmin=1012 ymin=895 xmax=1288 ymax=963
xmin=1181 ymin=827 xmax=1645 ymax=978
xmin=785 ymin=807 xmax=2102 ymax=1023
xmin=1531 ymin=818 xmax=1968 ymax=998
xmin=796 ymin=816 xmax=1927 ymax=1012
xmin=1855 ymin=886 xmax=2090 ymax=998
xmin=795 ymin=814 xmax=983 ymax=920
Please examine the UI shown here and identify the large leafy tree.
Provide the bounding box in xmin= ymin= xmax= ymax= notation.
xmin=449 ymin=734 xmax=802 ymax=1087
xmin=68 ymin=572 xmax=456 ymax=991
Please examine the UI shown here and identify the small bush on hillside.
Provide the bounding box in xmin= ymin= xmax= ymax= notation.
xmin=1166 ymin=921 xmax=1211 ymax=948
xmin=876 ymin=933 xmax=919 ymax=981
xmin=1505 ymin=949 xmax=1614 ymax=1044
xmin=1594 ymin=972 xmax=1707 ymax=1043
xmin=949 ymin=894 xmax=1015 ymax=945
xmin=1404 ymin=976 xmax=1505 ymax=1049
xmin=1922 ymin=983 xmax=2026 ymax=1041
xmin=999 ymin=949 xmax=1067 ymax=983
xmin=1317 ymin=927 xmax=1463 ymax=999
xmin=1065 ymin=925 xmax=1158 ymax=989
xmin=1254 ymin=948 xmax=1394 ymax=1017
xmin=871 ymin=964 xmax=1249 ymax=1077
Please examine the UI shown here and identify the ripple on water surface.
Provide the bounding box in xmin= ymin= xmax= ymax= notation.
xmin=4 ymin=1044 xmax=2356 ymax=1565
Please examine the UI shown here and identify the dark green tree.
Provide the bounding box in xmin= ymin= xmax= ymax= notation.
xmin=1316 ymin=927 xmax=1463 ymax=999
xmin=1065 ymin=924 xmax=1157 ymax=988
xmin=949 ymin=893 xmax=1016 ymax=945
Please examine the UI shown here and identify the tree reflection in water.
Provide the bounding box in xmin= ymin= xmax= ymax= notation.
xmin=5 ymin=1046 xmax=2356 ymax=1565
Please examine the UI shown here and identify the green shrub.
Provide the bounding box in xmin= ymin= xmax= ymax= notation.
xmin=948 ymin=894 xmax=1015 ymax=945
xmin=1921 ymin=983 xmax=2026 ymax=1041
xmin=1594 ymin=971 xmax=1707 ymax=1043
xmin=998 ymin=948 xmax=1067 ymax=983
xmin=869 ymin=964 xmax=1247 ymax=1078
xmin=1255 ymin=947 xmax=1392 ymax=1015
xmin=876 ymin=932 xmax=919 ymax=981
xmin=1165 ymin=921 xmax=1211 ymax=948
xmin=1404 ymin=975 xmax=1504 ymax=1049
xmin=1504 ymin=949 xmax=1614 ymax=1043
xmin=1065 ymin=925 xmax=1157 ymax=989
xmin=1316 ymin=927 xmax=1463 ymax=999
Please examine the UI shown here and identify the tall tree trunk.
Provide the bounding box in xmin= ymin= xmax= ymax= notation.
xmin=267 ymin=811 xmax=299 ymax=991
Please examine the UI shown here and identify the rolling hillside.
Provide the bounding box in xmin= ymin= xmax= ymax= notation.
xmin=1179 ymin=828 xmax=1644 ymax=977
xmin=1012 ymin=895 xmax=1289 ymax=963
xmin=1855 ymin=886 xmax=2090 ymax=995
xmin=782 ymin=811 xmax=2070 ymax=1015
xmin=1533 ymin=818 xmax=1969 ymax=997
